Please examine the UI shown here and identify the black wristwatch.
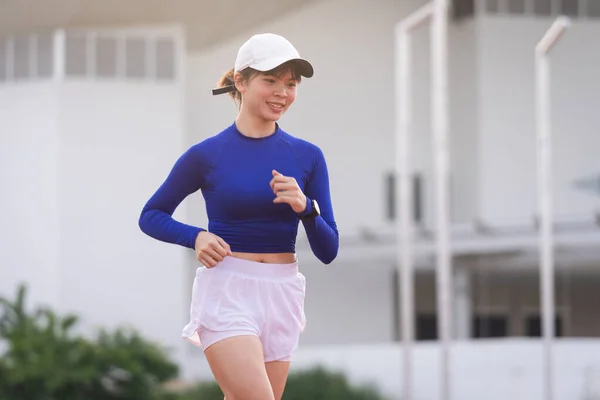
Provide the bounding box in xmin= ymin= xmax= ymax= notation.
xmin=300 ymin=199 xmax=320 ymax=220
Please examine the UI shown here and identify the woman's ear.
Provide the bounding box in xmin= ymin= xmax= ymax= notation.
xmin=234 ymin=72 xmax=246 ymax=94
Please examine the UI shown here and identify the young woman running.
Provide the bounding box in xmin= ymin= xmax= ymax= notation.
xmin=138 ymin=33 xmax=339 ymax=400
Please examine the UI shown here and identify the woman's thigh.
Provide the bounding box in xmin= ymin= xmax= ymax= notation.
xmin=204 ymin=335 xmax=274 ymax=400
xmin=265 ymin=361 xmax=291 ymax=400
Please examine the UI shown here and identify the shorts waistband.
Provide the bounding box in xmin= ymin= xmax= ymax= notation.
xmin=208 ymin=256 xmax=299 ymax=279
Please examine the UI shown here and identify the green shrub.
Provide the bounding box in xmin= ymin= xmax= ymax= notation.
xmin=177 ymin=366 xmax=388 ymax=400
xmin=283 ymin=366 xmax=387 ymax=400
xmin=0 ymin=284 xmax=179 ymax=400
xmin=171 ymin=381 xmax=224 ymax=399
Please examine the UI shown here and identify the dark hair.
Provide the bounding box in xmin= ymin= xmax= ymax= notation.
xmin=215 ymin=61 xmax=304 ymax=104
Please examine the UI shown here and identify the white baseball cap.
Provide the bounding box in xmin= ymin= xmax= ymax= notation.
xmin=234 ymin=33 xmax=314 ymax=78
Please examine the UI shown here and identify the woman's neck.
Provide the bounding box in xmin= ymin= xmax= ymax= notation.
xmin=235 ymin=111 xmax=277 ymax=139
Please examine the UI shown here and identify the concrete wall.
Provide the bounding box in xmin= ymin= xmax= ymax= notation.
xmin=476 ymin=16 xmax=600 ymax=222
xmin=56 ymin=80 xmax=188 ymax=350
xmin=0 ymin=83 xmax=61 ymax=309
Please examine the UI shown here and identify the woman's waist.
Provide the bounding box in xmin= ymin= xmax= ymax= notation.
xmin=231 ymin=251 xmax=297 ymax=264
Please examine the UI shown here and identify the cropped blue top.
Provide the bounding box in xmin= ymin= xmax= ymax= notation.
xmin=138 ymin=123 xmax=339 ymax=264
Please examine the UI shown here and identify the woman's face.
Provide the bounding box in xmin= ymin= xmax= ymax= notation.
xmin=236 ymin=68 xmax=299 ymax=122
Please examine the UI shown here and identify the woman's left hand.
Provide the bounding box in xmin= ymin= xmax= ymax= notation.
xmin=270 ymin=170 xmax=307 ymax=214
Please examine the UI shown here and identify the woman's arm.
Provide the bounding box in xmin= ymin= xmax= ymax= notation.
xmin=300 ymin=148 xmax=339 ymax=264
xmin=138 ymin=145 xmax=207 ymax=250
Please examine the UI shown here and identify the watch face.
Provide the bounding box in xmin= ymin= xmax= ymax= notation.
xmin=313 ymin=200 xmax=320 ymax=215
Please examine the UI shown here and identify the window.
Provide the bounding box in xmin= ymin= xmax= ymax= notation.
xmin=0 ymin=32 xmax=54 ymax=83
xmin=125 ymin=37 xmax=147 ymax=79
xmin=588 ymin=0 xmax=600 ymax=17
xmin=96 ymin=36 xmax=118 ymax=78
xmin=156 ymin=38 xmax=176 ymax=80
xmin=453 ymin=0 xmax=476 ymax=19
xmin=417 ymin=314 xmax=438 ymax=341
xmin=63 ymin=31 xmax=177 ymax=82
xmin=525 ymin=314 xmax=563 ymax=337
xmin=385 ymin=172 xmax=423 ymax=224
xmin=561 ymin=0 xmax=579 ymax=16
xmin=37 ymin=33 xmax=54 ymax=78
xmin=486 ymin=0 xmax=500 ymax=12
xmin=65 ymin=34 xmax=87 ymax=76
xmin=482 ymin=0 xmax=598 ymax=18
xmin=391 ymin=270 xmax=438 ymax=342
xmin=473 ymin=314 xmax=509 ymax=338
xmin=0 ymin=40 xmax=6 ymax=82
xmin=533 ymin=0 xmax=552 ymax=14
xmin=508 ymin=0 xmax=526 ymax=14
xmin=13 ymin=35 xmax=30 ymax=80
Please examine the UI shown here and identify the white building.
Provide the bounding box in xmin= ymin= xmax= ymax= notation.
xmin=1 ymin=0 xmax=599 ymax=399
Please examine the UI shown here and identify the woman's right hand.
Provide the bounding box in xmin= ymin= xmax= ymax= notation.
xmin=194 ymin=231 xmax=232 ymax=268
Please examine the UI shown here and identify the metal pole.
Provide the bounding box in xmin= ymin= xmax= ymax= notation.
xmin=396 ymin=27 xmax=415 ymax=400
xmin=395 ymin=4 xmax=434 ymax=400
xmin=395 ymin=22 xmax=415 ymax=400
xmin=431 ymin=0 xmax=452 ymax=399
xmin=535 ymin=16 xmax=570 ymax=400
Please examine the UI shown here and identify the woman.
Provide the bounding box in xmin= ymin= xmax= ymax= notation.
xmin=138 ymin=33 xmax=339 ymax=400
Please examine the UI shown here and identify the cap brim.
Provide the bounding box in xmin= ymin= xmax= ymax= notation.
xmin=252 ymin=57 xmax=314 ymax=78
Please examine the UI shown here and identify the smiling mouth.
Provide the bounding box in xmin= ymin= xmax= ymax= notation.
xmin=267 ymin=102 xmax=285 ymax=110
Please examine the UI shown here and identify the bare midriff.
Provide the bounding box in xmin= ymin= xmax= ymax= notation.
xmin=231 ymin=251 xmax=297 ymax=264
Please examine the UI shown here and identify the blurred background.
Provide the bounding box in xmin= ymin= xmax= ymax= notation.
xmin=1 ymin=0 xmax=599 ymax=399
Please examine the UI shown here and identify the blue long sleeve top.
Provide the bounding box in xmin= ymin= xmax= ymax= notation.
xmin=138 ymin=122 xmax=339 ymax=264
